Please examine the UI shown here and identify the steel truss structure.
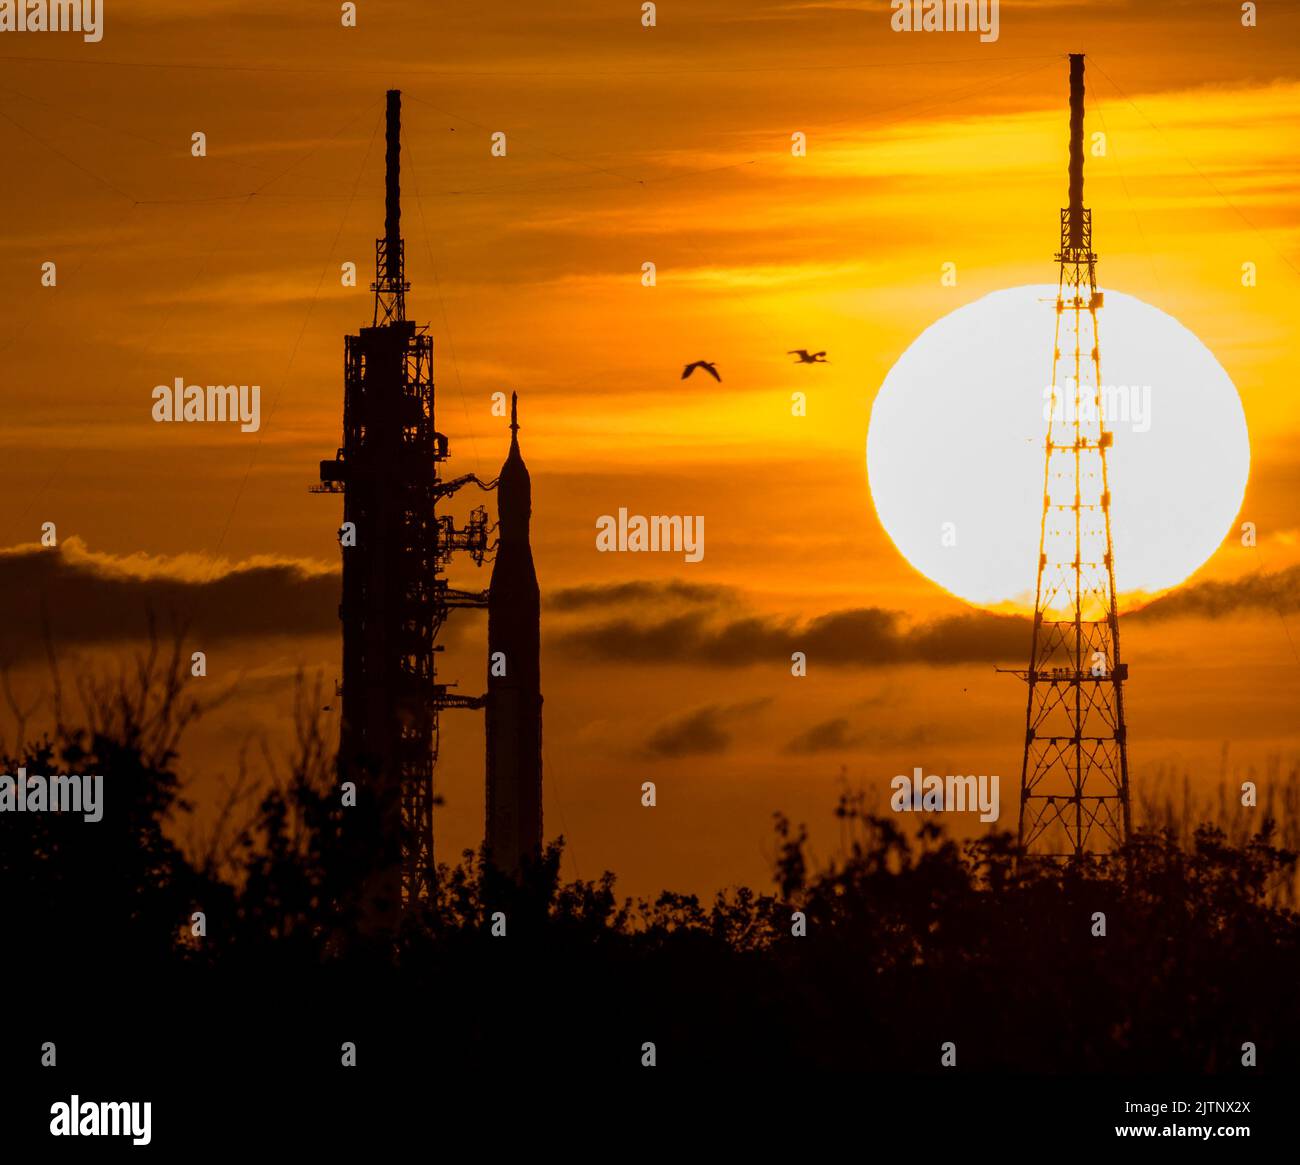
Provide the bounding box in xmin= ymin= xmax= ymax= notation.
xmin=1013 ymin=55 xmax=1132 ymax=858
xmin=314 ymin=91 xmax=492 ymax=916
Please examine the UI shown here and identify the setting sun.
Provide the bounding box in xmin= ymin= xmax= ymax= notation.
xmin=866 ymin=285 xmax=1250 ymax=610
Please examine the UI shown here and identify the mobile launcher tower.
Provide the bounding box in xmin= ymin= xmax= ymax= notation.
xmin=314 ymin=91 xmax=497 ymax=925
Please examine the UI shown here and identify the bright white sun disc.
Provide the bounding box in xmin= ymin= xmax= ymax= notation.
xmin=865 ymin=285 xmax=1250 ymax=610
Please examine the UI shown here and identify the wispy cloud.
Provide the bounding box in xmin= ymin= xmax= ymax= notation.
xmin=0 ymin=538 xmax=339 ymax=664
xmin=554 ymin=568 xmax=1300 ymax=669
xmin=644 ymin=698 xmax=772 ymax=758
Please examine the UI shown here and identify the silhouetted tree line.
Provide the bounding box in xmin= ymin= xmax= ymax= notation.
xmin=2 ymin=646 xmax=1297 ymax=1076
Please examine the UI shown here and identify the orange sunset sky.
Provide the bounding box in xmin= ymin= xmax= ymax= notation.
xmin=1 ymin=0 xmax=1297 ymax=898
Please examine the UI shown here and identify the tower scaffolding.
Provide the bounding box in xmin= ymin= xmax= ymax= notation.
xmin=313 ymin=90 xmax=493 ymax=920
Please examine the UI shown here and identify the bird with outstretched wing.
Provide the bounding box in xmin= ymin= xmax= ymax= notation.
xmin=682 ymin=361 xmax=721 ymax=382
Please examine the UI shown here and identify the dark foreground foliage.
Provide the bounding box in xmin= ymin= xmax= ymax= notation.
xmin=2 ymin=659 xmax=1297 ymax=1078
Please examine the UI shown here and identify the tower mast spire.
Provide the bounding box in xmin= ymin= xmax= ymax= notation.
xmin=1067 ymin=53 xmax=1085 ymax=249
xmin=374 ymin=89 xmax=409 ymax=325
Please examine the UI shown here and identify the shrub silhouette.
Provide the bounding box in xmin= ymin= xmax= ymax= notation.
xmin=2 ymin=651 xmax=1297 ymax=1075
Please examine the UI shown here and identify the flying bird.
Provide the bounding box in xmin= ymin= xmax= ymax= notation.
xmin=681 ymin=361 xmax=721 ymax=382
xmin=788 ymin=349 xmax=828 ymax=364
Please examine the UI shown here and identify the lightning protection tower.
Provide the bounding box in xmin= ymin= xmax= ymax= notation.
xmin=1015 ymin=55 xmax=1132 ymax=858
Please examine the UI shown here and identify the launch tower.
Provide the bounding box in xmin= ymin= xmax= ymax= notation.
xmin=314 ymin=91 xmax=492 ymax=921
